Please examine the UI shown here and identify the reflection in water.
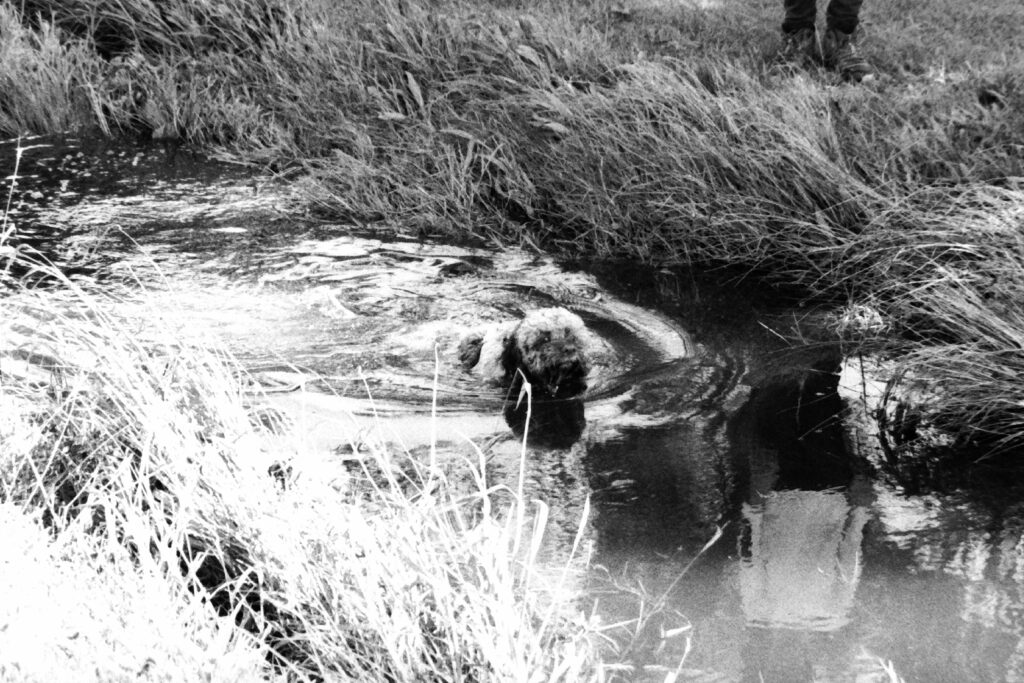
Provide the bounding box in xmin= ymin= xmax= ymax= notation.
xmin=580 ymin=338 xmax=882 ymax=680
xmin=578 ymin=280 xmax=1024 ymax=682
xmin=733 ymin=354 xmax=869 ymax=632
xmin=739 ymin=490 xmax=867 ymax=631
xmin=504 ymin=395 xmax=587 ymax=450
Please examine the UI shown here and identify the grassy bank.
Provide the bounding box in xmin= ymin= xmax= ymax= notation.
xmin=0 ymin=2 xmax=1017 ymax=677
xmin=2 ymin=0 xmax=1023 ymax=450
xmin=0 ymin=270 xmax=600 ymax=680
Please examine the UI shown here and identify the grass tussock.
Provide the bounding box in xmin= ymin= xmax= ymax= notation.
xmin=0 ymin=6 xmax=99 ymax=135
xmin=2 ymin=0 xmax=1024 ymax=453
xmin=0 ymin=499 xmax=269 ymax=683
xmin=0 ymin=275 xmax=599 ymax=681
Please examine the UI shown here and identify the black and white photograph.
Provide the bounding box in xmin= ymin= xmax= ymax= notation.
xmin=1 ymin=0 xmax=1022 ymax=680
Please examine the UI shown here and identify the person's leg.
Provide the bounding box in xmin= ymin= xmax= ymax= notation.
xmin=782 ymin=0 xmax=817 ymax=34
xmin=822 ymin=0 xmax=874 ymax=82
xmin=777 ymin=0 xmax=818 ymax=68
xmin=824 ymin=0 xmax=863 ymax=34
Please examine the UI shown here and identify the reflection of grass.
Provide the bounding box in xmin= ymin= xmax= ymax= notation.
xmin=0 ymin=272 xmax=600 ymax=680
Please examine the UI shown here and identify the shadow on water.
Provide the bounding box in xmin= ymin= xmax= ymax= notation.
xmin=6 ymin=136 xmax=1024 ymax=682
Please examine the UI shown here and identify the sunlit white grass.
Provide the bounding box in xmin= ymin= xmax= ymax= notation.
xmin=0 ymin=261 xmax=601 ymax=681
xmin=0 ymin=502 xmax=268 ymax=683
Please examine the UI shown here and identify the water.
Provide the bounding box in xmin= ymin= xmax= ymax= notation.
xmin=4 ymin=135 xmax=1024 ymax=682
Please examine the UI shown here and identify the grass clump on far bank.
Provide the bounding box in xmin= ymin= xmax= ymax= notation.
xmin=0 ymin=267 xmax=599 ymax=680
xmin=2 ymin=0 xmax=1024 ymax=455
xmin=0 ymin=5 xmax=99 ymax=135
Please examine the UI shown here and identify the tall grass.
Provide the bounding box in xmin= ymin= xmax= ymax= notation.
xmin=0 ymin=270 xmax=599 ymax=680
xmin=0 ymin=6 xmax=98 ymax=135
xmin=2 ymin=0 xmax=1024 ymax=455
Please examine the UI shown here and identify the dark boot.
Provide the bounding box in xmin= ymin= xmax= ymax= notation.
xmin=822 ymin=28 xmax=875 ymax=82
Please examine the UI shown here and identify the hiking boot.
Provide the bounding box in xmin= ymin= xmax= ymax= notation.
xmin=822 ymin=28 xmax=875 ymax=83
xmin=776 ymin=27 xmax=818 ymax=68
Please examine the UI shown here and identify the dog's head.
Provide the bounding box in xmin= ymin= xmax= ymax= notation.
xmin=506 ymin=308 xmax=590 ymax=399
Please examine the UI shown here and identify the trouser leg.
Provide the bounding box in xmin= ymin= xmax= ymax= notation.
xmin=826 ymin=0 xmax=863 ymax=34
xmin=782 ymin=0 xmax=817 ymax=33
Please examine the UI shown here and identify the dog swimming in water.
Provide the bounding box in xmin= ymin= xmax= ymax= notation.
xmin=457 ymin=307 xmax=590 ymax=399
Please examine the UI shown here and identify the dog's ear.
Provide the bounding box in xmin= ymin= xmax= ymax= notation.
xmin=457 ymin=332 xmax=484 ymax=370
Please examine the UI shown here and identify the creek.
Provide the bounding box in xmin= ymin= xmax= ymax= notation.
xmin=3 ymin=135 xmax=1024 ymax=682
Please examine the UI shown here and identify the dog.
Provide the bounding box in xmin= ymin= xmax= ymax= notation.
xmin=458 ymin=307 xmax=591 ymax=399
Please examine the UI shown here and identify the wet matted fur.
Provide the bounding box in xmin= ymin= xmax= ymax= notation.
xmin=458 ymin=307 xmax=591 ymax=399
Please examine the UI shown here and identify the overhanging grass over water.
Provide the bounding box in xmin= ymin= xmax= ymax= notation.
xmin=0 ymin=274 xmax=601 ymax=681
xmin=2 ymin=0 xmax=1024 ymax=451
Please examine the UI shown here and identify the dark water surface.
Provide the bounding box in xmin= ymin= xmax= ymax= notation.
xmin=4 ymin=135 xmax=1024 ymax=682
